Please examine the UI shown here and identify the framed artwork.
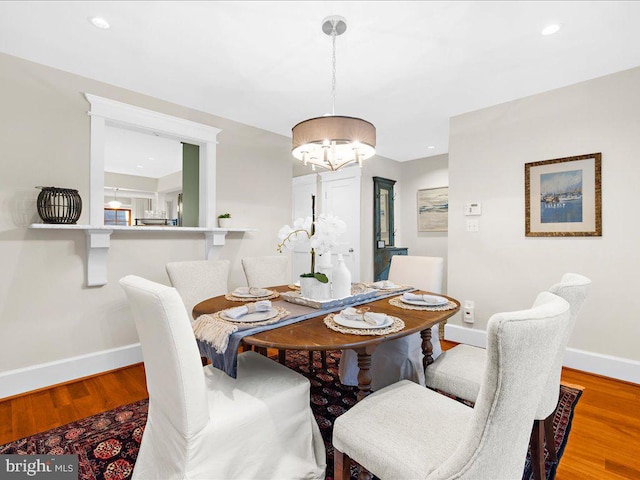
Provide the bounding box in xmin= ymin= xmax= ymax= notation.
xmin=417 ymin=187 xmax=448 ymax=232
xmin=525 ymin=153 xmax=602 ymax=237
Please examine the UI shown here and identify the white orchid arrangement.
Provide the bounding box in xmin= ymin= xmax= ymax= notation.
xmin=277 ymin=196 xmax=346 ymax=283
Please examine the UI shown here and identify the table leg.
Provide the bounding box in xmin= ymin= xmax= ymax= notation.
xmin=355 ymin=346 xmax=376 ymax=402
xmin=421 ymin=326 xmax=434 ymax=373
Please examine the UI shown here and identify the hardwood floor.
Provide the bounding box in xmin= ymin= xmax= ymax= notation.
xmin=1 ymin=349 xmax=638 ymax=480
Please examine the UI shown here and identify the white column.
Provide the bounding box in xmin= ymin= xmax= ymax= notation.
xmin=89 ymin=115 xmax=106 ymax=226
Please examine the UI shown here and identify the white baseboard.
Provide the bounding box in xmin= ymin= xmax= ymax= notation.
xmin=444 ymin=323 xmax=487 ymax=348
xmin=445 ymin=324 xmax=640 ymax=385
xmin=0 ymin=343 xmax=143 ymax=399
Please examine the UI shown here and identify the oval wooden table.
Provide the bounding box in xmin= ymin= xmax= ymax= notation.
xmin=193 ymin=285 xmax=460 ymax=401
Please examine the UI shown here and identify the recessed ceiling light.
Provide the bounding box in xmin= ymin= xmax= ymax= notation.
xmin=136 ymin=165 xmax=144 ymax=169
xmin=541 ymin=24 xmax=561 ymax=36
xmin=89 ymin=16 xmax=110 ymax=29
xmin=427 ymin=145 xmax=436 ymax=149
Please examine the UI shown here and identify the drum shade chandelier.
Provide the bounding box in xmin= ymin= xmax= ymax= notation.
xmin=292 ymin=16 xmax=376 ymax=172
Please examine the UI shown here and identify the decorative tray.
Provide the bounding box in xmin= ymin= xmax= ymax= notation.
xmin=280 ymin=287 xmax=378 ymax=310
xmin=135 ymin=218 xmax=170 ymax=226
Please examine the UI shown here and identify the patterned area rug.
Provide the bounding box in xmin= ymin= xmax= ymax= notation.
xmin=0 ymin=350 xmax=582 ymax=480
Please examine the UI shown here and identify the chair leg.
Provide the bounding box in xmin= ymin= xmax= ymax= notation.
xmin=357 ymin=466 xmax=373 ymax=480
xmin=278 ymin=349 xmax=286 ymax=365
xmin=544 ymin=413 xmax=558 ymax=462
xmin=333 ymin=448 xmax=352 ymax=480
xmin=321 ymin=350 xmax=327 ymax=369
xmin=530 ymin=419 xmax=546 ymax=480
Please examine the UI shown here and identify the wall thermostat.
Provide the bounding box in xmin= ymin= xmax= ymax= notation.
xmin=464 ymin=203 xmax=482 ymax=216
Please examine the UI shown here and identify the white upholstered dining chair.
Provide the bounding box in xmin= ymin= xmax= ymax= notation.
xmin=339 ymin=255 xmax=444 ymax=391
xmin=120 ymin=275 xmax=326 ymax=480
xmin=241 ymin=255 xmax=289 ymax=288
xmin=242 ymin=255 xmax=325 ymax=367
xmin=165 ymin=259 xmax=230 ymax=317
xmin=424 ymin=272 xmax=591 ymax=480
xmin=332 ymin=291 xmax=571 ymax=480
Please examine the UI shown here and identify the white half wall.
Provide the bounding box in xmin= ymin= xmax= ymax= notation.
xmin=0 ymin=52 xmax=292 ymax=397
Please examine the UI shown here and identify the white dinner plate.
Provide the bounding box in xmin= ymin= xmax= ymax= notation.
xmin=377 ymin=284 xmax=403 ymax=290
xmin=220 ymin=308 xmax=279 ymax=323
xmin=332 ymin=314 xmax=393 ymax=330
xmin=400 ymin=295 xmax=448 ymax=307
xmin=231 ymin=289 xmax=272 ymax=298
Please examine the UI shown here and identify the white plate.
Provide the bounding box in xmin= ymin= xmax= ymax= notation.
xmin=220 ymin=308 xmax=279 ymax=323
xmin=369 ymin=282 xmax=402 ymax=290
xmin=231 ymin=289 xmax=272 ymax=298
xmin=333 ymin=314 xmax=393 ymax=330
xmin=401 ymin=295 xmax=448 ymax=307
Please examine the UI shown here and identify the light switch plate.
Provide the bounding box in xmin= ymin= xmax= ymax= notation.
xmin=464 ymin=203 xmax=482 ymax=215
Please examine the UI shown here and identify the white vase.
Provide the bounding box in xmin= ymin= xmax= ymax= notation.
xmin=218 ymin=218 xmax=232 ymax=228
xmin=299 ymin=276 xmax=331 ymax=301
xmin=316 ymin=252 xmax=333 ymax=290
xmin=332 ymin=254 xmax=352 ymax=299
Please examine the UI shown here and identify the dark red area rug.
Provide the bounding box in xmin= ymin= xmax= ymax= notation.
xmin=0 ymin=350 xmax=582 ymax=480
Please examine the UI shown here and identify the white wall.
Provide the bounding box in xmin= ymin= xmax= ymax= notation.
xmin=447 ymin=66 xmax=640 ymax=381
xmin=0 ymin=53 xmax=292 ymax=396
xmin=399 ymin=154 xmax=449 ymax=292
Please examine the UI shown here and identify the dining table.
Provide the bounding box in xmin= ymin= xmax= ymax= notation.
xmin=193 ymin=285 xmax=460 ymax=401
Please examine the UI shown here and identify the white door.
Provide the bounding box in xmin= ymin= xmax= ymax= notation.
xmin=291 ymin=174 xmax=318 ymax=282
xmin=319 ymin=168 xmax=361 ymax=282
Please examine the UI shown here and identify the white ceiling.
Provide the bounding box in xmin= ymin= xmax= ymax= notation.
xmin=2 ymin=1 xmax=640 ymax=162
xmin=104 ymin=125 xmax=182 ymax=178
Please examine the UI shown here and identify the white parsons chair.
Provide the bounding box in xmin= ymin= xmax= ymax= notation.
xmin=332 ymin=291 xmax=571 ymax=480
xmin=120 ymin=275 xmax=326 ymax=480
xmin=424 ymin=273 xmax=591 ymax=480
xmin=339 ymin=255 xmax=444 ymax=391
xmin=165 ymin=259 xmax=230 ymax=317
xmin=242 ymin=255 xmax=325 ymax=367
xmin=241 ymin=255 xmax=289 ymax=288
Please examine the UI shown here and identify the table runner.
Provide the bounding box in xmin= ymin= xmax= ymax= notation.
xmin=198 ymin=287 xmax=413 ymax=378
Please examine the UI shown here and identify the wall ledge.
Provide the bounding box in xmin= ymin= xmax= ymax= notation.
xmin=29 ymin=224 xmax=257 ymax=286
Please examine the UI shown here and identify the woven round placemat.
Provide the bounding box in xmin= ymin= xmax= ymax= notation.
xmin=389 ymin=296 xmax=458 ymax=311
xmin=323 ymin=313 xmax=405 ymax=336
xmin=224 ymin=290 xmax=280 ymax=302
xmin=214 ymin=305 xmax=290 ymax=327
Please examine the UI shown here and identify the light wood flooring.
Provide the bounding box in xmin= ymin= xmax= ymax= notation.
xmin=1 ymin=346 xmax=638 ymax=479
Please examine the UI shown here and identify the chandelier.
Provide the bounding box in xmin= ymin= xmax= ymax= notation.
xmin=108 ymin=188 xmax=122 ymax=209
xmin=292 ymin=16 xmax=376 ymax=172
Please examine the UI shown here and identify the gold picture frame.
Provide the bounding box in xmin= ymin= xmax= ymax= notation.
xmin=525 ymin=153 xmax=602 ymax=237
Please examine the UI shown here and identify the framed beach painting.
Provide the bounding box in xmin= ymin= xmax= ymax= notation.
xmin=525 ymin=153 xmax=602 ymax=237
xmin=417 ymin=187 xmax=448 ymax=232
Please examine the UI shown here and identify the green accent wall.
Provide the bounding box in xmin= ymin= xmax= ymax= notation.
xmin=182 ymin=143 xmax=199 ymax=227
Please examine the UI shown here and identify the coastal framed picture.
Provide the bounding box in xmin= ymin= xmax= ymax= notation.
xmin=525 ymin=153 xmax=602 ymax=237
xmin=417 ymin=187 xmax=448 ymax=232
